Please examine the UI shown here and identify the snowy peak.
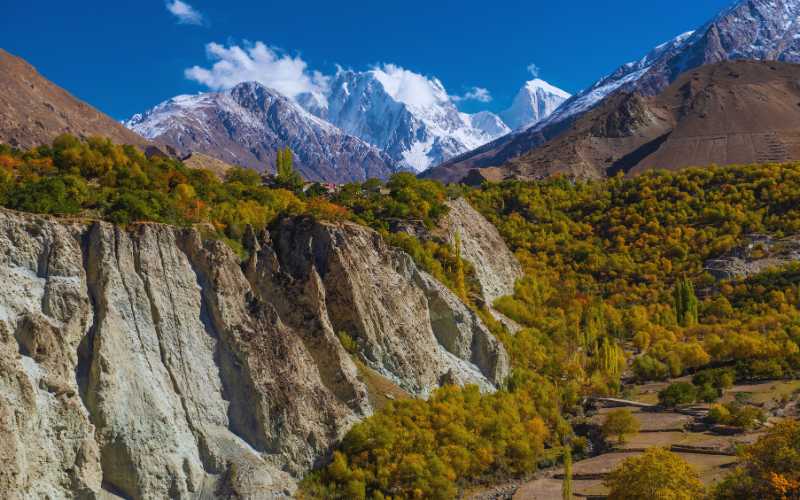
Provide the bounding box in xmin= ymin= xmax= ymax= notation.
xmin=500 ymin=79 xmax=571 ymax=130
xmin=524 ymin=79 xmax=571 ymax=99
xmin=125 ymin=82 xmax=400 ymax=183
xmin=469 ymin=111 xmax=511 ymax=137
xmin=369 ymin=64 xmax=451 ymax=112
xmin=302 ymin=66 xmax=511 ymax=172
xmin=424 ymin=0 xmax=800 ymax=182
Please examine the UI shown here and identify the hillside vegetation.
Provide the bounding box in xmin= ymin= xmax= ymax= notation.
xmin=2 ymin=136 xmax=799 ymax=499
xmin=306 ymin=165 xmax=800 ymax=498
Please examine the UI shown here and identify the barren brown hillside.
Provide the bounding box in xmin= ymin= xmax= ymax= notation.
xmin=0 ymin=48 xmax=149 ymax=149
xmin=458 ymin=61 xmax=800 ymax=182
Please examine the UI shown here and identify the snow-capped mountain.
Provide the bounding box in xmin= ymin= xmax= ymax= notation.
xmin=499 ymin=79 xmax=571 ymax=130
xmin=426 ymin=0 xmax=800 ymax=181
xmin=469 ymin=111 xmax=512 ymax=137
xmin=298 ymin=66 xmax=510 ymax=172
xmin=540 ymin=0 xmax=800 ymax=131
xmin=126 ymin=82 xmax=400 ymax=183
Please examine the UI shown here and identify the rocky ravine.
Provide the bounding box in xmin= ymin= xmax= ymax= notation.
xmin=0 ymin=206 xmax=512 ymax=499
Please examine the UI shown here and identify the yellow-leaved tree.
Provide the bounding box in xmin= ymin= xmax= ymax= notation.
xmin=604 ymin=448 xmax=705 ymax=500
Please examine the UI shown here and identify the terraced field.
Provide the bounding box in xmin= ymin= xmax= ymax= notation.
xmin=469 ymin=380 xmax=800 ymax=500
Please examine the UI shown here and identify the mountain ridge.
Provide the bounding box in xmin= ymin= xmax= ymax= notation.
xmin=457 ymin=60 xmax=800 ymax=181
xmin=126 ymin=81 xmax=401 ymax=183
xmin=299 ymin=67 xmax=514 ymax=172
xmin=425 ymin=0 xmax=800 ymax=182
xmin=0 ymin=48 xmax=150 ymax=150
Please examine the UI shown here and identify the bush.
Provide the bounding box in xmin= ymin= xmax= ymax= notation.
xmin=695 ymin=383 xmax=721 ymax=403
xmin=707 ymin=402 xmax=766 ymax=430
xmin=692 ymin=368 xmax=735 ymax=392
xmin=337 ymin=331 xmax=358 ymax=355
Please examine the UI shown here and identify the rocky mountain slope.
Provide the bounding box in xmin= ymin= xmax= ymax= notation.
xmin=0 ymin=49 xmax=149 ymax=150
xmin=499 ymin=79 xmax=571 ymax=131
xmin=463 ymin=60 xmax=800 ymax=181
xmin=126 ymin=82 xmax=400 ymax=183
xmin=300 ymin=68 xmax=512 ymax=172
xmin=439 ymin=198 xmax=523 ymax=305
xmin=426 ymin=0 xmax=800 ymax=182
xmin=0 ymin=201 xmax=516 ymax=498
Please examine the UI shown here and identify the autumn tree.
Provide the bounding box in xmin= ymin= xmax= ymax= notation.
xmin=601 ymin=409 xmax=640 ymax=445
xmin=714 ymin=420 xmax=800 ymax=499
xmin=604 ymin=448 xmax=706 ymax=500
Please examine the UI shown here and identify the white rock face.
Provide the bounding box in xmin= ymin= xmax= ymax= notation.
xmin=0 ymin=208 xmax=510 ymax=499
xmin=302 ymin=68 xmax=511 ymax=172
xmin=440 ymin=198 xmax=523 ymax=305
xmin=500 ymin=79 xmax=571 ymax=130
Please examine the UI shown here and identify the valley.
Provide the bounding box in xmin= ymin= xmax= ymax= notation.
xmin=3 ymin=0 xmax=800 ymax=499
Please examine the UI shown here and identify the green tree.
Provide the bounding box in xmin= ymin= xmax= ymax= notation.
xmin=562 ymin=447 xmax=573 ymax=500
xmin=658 ymin=382 xmax=698 ymax=408
xmin=275 ymin=147 xmax=303 ymax=191
xmin=605 ymin=448 xmax=706 ymax=500
xmin=673 ymin=277 xmax=699 ymax=327
xmin=454 ymin=230 xmax=468 ymax=302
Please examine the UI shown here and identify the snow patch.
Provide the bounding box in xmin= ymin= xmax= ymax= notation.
xmin=402 ymin=137 xmax=435 ymax=172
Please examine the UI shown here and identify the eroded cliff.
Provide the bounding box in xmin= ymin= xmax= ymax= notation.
xmin=0 ymin=208 xmax=509 ymax=499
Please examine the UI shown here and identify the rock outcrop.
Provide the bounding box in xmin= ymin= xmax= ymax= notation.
xmin=705 ymin=234 xmax=800 ymax=280
xmin=440 ymin=198 xmax=523 ymax=305
xmin=0 ymin=208 xmax=509 ymax=499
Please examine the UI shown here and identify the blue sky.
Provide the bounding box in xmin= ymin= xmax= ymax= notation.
xmin=2 ymin=0 xmax=734 ymax=119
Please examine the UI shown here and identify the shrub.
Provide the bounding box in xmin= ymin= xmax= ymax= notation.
xmin=337 ymin=331 xmax=358 ymax=355
xmin=692 ymin=368 xmax=735 ymax=392
xmin=706 ymin=402 xmax=765 ymax=430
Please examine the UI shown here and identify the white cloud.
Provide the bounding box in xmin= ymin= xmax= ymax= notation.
xmin=527 ymin=63 xmax=541 ymax=78
xmin=185 ymin=44 xmax=492 ymax=112
xmin=452 ymin=86 xmax=492 ymax=103
xmin=370 ymin=64 xmax=449 ymax=109
xmin=166 ymin=0 xmax=205 ymax=25
xmin=185 ymin=42 xmax=329 ymax=101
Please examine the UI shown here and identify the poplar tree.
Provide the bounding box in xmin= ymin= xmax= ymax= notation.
xmin=673 ymin=277 xmax=699 ymax=327
xmin=275 ymin=147 xmax=303 ymax=191
xmin=454 ymin=230 xmax=468 ymax=302
xmin=562 ymin=447 xmax=573 ymax=500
